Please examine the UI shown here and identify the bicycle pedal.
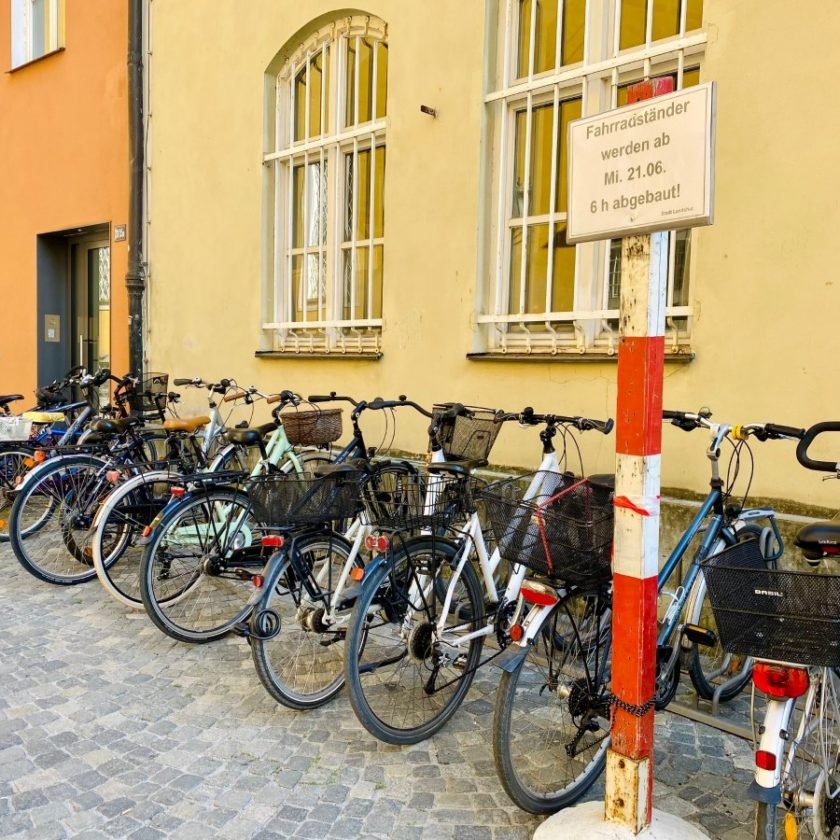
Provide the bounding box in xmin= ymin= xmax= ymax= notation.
xmin=683 ymin=624 xmax=717 ymax=647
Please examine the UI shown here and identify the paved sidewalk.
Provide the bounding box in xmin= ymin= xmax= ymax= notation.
xmin=0 ymin=546 xmax=754 ymax=839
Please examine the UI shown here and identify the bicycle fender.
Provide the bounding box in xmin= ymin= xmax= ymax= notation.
xmin=247 ymin=551 xmax=289 ymax=607
xmin=499 ymin=647 xmax=530 ymax=673
xmin=746 ymin=780 xmax=781 ymax=805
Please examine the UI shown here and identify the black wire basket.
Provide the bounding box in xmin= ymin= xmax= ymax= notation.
xmin=247 ymin=470 xmax=364 ymax=528
xmin=361 ymin=470 xmax=483 ymax=531
xmin=701 ymin=539 xmax=840 ymax=667
xmin=479 ymin=472 xmax=614 ymax=584
xmin=431 ymin=404 xmax=502 ymax=461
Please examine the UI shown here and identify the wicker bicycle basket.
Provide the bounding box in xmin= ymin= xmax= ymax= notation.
xmin=246 ymin=469 xmax=362 ymax=527
xmin=479 ymin=472 xmax=614 ymax=584
xmin=361 ymin=470 xmax=483 ymax=532
xmin=431 ymin=404 xmax=501 ymax=461
xmin=701 ymin=539 xmax=840 ymax=668
xmin=281 ymin=408 xmax=343 ymax=446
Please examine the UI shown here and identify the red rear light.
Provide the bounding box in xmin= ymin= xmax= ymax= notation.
xmin=261 ymin=536 xmax=284 ymax=548
xmin=755 ymin=750 xmax=777 ymax=771
xmin=252 ymin=575 xmax=264 ymax=588
xmin=364 ymin=534 xmax=390 ymax=553
xmin=170 ymin=487 xmax=185 ymax=498
xmin=509 ymin=624 xmax=524 ymax=642
xmin=753 ymin=663 xmax=809 ymax=699
xmin=521 ymin=586 xmax=559 ymax=607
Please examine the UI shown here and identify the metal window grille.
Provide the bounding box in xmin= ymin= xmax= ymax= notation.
xmin=263 ymin=16 xmax=387 ymax=356
xmin=480 ymin=0 xmax=705 ymax=355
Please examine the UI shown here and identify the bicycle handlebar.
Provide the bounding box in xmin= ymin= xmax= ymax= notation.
xmin=664 ymin=408 xmax=804 ymax=443
xmin=308 ymin=392 xmax=360 ymax=407
xmin=172 ymin=377 xmax=233 ymax=394
xmin=496 ymin=407 xmax=614 ymax=434
xmin=796 ymin=421 xmax=840 ymax=473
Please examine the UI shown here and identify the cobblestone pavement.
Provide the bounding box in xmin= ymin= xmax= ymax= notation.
xmin=0 ymin=546 xmax=756 ymax=839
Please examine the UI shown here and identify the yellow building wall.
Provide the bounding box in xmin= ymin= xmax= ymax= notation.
xmin=147 ymin=1 xmax=840 ymax=508
xmin=0 ymin=2 xmax=130 ymax=397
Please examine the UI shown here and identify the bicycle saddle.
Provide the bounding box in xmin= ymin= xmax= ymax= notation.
xmin=795 ymin=521 xmax=840 ymax=561
xmin=225 ymin=422 xmax=276 ymax=446
xmin=428 ymin=459 xmax=488 ymax=477
xmin=163 ymin=415 xmax=211 ymax=433
xmin=89 ymin=416 xmax=143 ymax=434
xmin=0 ymin=394 xmax=23 ymax=408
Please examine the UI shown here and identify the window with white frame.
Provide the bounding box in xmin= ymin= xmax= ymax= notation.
xmin=263 ymin=16 xmax=388 ymax=355
xmin=480 ymin=0 xmax=705 ymax=355
xmin=10 ymin=0 xmax=63 ymax=69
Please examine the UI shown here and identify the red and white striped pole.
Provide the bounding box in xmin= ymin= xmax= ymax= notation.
xmin=606 ymin=76 xmax=673 ymax=834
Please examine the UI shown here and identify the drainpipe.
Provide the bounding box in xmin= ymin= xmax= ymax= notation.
xmin=126 ymin=0 xmax=144 ymax=381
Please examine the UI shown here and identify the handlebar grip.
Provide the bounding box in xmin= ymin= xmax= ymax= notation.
xmin=173 ymin=378 xmax=193 ymax=386
xmin=796 ymin=421 xmax=840 ymax=472
xmin=662 ymin=410 xmax=683 ymax=420
xmin=764 ymin=423 xmax=805 ymax=440
xmin=223 ymin=389 xmax=248 ymax=403
xmin=436 ymin=402 xmax=468 ymax=420
xmin=599 ymin=418 xmax=615 ymax=435
xmin=308 ymin=393 xmax=338 ymax=403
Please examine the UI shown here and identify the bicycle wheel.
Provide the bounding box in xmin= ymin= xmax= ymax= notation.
xmin=250 ymin=531 xmax=356 ymax=710
xmin=779 ymin=668 xmax=840 ymax=839
xmin=140 ymin=487 xmax=262 ymax=643
xmin=344 ymin=536 xmax=484 ymax=745
xmin=687 ymin=527 xmax=766 ymax=701
xmin=493 ymin=586 xmax=612 ymax=814
xmin=9 ymin=454 xmax=111 ymax=584
xmin=92 ymin=472 xmax=184 ymax=608
xmin=0 ymin=446 xmax=34 ymax=542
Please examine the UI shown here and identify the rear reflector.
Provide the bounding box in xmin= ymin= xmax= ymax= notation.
xmin=753 ymin=663 xmax=809 ymax=699
xmin=350 ymin=567 xmax=364 ymax=582
xmin=170 ymin=487 xmax=185 ymax=498
xmin=252 ymin=575 xmax=264 ymax=588
xmin=261 ymin=536 xmax=284 ymax=548
xmin=34 ymin=451 xmax=47 ymax=463
xmin=755 ymin=750 xmax=777 ymax=771
xmin=509 ymin=624 xmax=524 ymax=642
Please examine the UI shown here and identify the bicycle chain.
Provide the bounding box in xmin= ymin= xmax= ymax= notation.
xmin=608 ymin=693 xmax=656 ymax=717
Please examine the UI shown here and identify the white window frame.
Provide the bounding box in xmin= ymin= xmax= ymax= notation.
xmin=262 ymin=15 xmax=387 ymax=356
xmin=479 ymin=0 xmax=706 ymax=356
xmin=11 ymin=0 xmax=62 ymax=69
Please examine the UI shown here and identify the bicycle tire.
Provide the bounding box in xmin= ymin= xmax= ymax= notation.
xmin=687 ymin=525 xmax=766 ymax=701
xmin=344 ymin=536 xmax=484 ymax=745
xmin=0 ymin=446 xmax=35 ymax=542
xmin=92 ymin=445 xmax=251 ymax=609
xmin=92 ymin=471 xmax=185 ymax=608
xmin=493 ymin=587 xmax=612 ymax=814
xmin=139 ymin=487 xmax=262 ymax=643
xmin=250 ymin=531 xmax=356 ymax=710
xmin=9 ymin=453 xmax=111 ymax=585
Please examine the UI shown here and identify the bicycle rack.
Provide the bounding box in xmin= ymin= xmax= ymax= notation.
xmin=667 ymin=657 xmax=754 ymax=742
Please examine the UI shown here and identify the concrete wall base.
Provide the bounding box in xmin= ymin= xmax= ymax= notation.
xmin=533 ymin=801 xmax=709 ymax=839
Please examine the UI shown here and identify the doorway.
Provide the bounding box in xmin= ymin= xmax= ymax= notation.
xmin=36 ymin=226 xmax=111 ymax=389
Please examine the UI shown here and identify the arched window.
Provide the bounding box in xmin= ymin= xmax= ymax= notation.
xmin=481 ymin=0 xmax=704 ymax=356
xmin=263 ymin=15 xmax=388 ymax=356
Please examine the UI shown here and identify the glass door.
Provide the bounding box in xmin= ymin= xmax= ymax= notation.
xmin=70 ymin=239 xmax=110 ymax=400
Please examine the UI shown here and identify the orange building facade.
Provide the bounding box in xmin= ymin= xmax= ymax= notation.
xmin=0 ymin=0 xmax=130 ymax=400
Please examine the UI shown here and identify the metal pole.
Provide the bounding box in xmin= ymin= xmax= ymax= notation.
xmin=126 ymin=0 xmax=144 ymax=382
xmin=606 ymin=76 xmax=673 ymax=834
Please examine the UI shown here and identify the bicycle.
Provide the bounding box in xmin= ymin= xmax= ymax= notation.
xmin=88 ymin=377 xmax=257 ymax=608
xmin=6 ymin=372 xmax=171 ymax=584
xmin=137 ymin=390 xmax=346 ymax=643
xmin=702 ymin=420 xmax=840 ymax=839
xmin=342 ymin=406 xmax=612 ymax=746
xmin=487 ymin=410 xmax=802 ymax=815
xmin=247 ymin=395 xmax=440 ymax=710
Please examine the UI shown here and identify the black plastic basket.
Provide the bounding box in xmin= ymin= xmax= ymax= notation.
xmin=701 ymin=539 xmax=840 ymax=667
xmin=361 ymin=470 xmax=482 ymax=531
xmin=247 ymin=470 xmax=363 ymax=527
xmin=479 ymin=472 xmax=614 ymax=583
xmin=432 ymin=404 xmax=502 ymax=461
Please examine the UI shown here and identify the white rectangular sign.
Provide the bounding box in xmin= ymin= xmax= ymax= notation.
xmin=566 ymin=82 xmax=715 ymax=243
